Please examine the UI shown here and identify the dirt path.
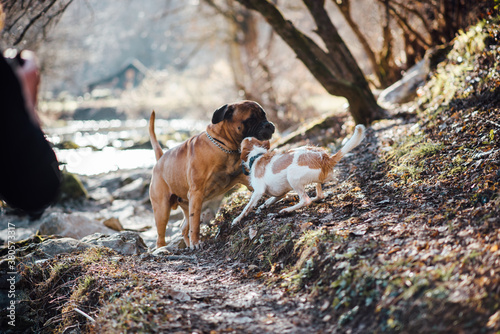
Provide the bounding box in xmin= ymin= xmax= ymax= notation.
xmin=43 ymin=247 xmax=326 ymax=334
xmin=86 ymin=117 xmax=415 ymax=334
xmin=124 ymin=253 xmax=320 ymax=334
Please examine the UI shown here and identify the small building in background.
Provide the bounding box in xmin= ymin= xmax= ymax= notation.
xmin=87 ymin=59 xmax=149 ymax=96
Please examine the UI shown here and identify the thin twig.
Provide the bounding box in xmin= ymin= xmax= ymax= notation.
xmin=383 ymin=1 xmax=431 ymax=48
xmin=484 ymin=118 xmax=500 ymax=128
xmin=74 ymin=307 xmax=96 ymax=323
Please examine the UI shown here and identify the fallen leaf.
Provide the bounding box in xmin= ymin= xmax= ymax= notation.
xmin=254 ymin=271 xmax=264 ymax=278
xmin=299 ymin=222 xmax=314 ymax=232
xmin=249 ymin=227 xmax=257 ymax=240
xmin=387 ymin=247 xmax=401 ymax=255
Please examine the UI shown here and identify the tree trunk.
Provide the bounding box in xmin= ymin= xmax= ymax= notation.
xmin=237 ymin=0 xmax=383 ymax=125
xmin=333 ymin=0 xmax=382 ymax=87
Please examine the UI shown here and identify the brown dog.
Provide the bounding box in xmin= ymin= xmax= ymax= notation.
xmin=149 ymin=101 xmax=275 ymax=249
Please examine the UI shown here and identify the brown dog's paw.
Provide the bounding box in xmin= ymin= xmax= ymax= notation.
xmin=189 ymin=241 xmax=205 ymax=250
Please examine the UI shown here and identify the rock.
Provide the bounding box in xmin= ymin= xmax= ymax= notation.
xmin=59 ymin=170 xmax=88 ymax=201
xmin=151 ymin=235 xmax=187 ymax=253
xmin=36 ymin=237 xmax=93 ymax=257
xmin=151 ymin=246 xmax=173 ymax=256
xmin=81 ymin=231 xmax=148 ymax=255
xmin=39 ymin=212 xmax=116 ymax=239
xmin=112 ymin=177 xmax=148 ymax=199
xmin=102 ymin=217 xmax=124 ymax=231
xmin=166 ymin=235 xmax=187 ymax=249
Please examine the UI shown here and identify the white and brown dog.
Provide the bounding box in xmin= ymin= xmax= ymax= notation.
xmin=232 ymin=124 xmax=366 ymax=225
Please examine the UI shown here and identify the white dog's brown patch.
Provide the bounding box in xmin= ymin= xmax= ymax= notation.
xmin=272 ymin=153 xmax=293 ymax=174
xmin=254 ymin=151 xmax=276 ymax=178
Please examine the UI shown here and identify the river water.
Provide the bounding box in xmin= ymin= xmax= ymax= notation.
xmin=44 ymin=118 xmax=206 ymax=175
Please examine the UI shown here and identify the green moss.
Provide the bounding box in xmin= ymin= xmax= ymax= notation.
xmin=295 ymin=228 xmax=339 ymax=249
xmin=387 ymin=136 xmax=444 ymax=182
xmin=70 ymin=275 xmax=97 ymax=303
xmin=56 ymin=140 xmax=80 ymax=150
xmin=419 ymin=20 xmax=489 ymax=109
xmin=59 ymin=170 xmax=88 ymax=201
xmin=81 ymin=247 xmax=113 ymax=264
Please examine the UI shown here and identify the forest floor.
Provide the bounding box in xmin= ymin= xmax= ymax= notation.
xmin=5 ymin=17 xmax=500 ymax=334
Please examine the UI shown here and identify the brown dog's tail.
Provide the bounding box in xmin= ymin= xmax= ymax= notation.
xmin=149 ymin=111 xmax=163 ymax=161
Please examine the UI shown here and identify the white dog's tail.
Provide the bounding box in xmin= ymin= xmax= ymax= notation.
xmin=330 ymin=124 xmax=366 ymax=164
xmin=149 ymin=111 xmax=164 ymax=161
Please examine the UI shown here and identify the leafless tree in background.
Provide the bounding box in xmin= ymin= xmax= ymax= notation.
xmin=201 ymin=0 xmax=325 ymax=129
xmin=0 ymin=0 xmax=75 ymax=49
xmin=334 ymin=0 xmax=492 ymax=88
xmin=203 ymin=1 xmax=274 ymax=123
xmin=234 ymin=0 xmax=492 ymax=124
xmin=236 ymin=0 xmax=384 ymax=125
xmin=2 ymin=0 xmax=493 ymax=126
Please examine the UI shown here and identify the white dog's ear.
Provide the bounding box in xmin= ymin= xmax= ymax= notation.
xmin=239 ymin=138 xmax=252 ymax=160
xmin=240 ymin=146 xmax=251 ymax=162
xmin=212 ymin=104 xmax=234 ymax=124
xmin=262 ymin=140 xmax=271 ymax=150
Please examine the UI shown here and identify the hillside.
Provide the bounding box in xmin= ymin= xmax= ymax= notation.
xmin=210 ymin=18 xmax=500 ymax=332
xmin=3 ymin=18 xmax=499 ymax=333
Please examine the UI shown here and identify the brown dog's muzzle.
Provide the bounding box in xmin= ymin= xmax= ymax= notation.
xmin=245 ymin=119 xmax=275 ymax=141
xmin=256 ymin=121 xmax=275 ymax=140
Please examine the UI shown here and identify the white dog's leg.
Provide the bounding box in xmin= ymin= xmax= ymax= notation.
xmin=232 ymin=192 xmax=264 ymax=226
xmin=280 ymin=187 xmax=312 ymax=213
xmin=311 ymin=183 xmax=324 ymax=202
xmin=258 ymin=195 xmax=285 ymax=210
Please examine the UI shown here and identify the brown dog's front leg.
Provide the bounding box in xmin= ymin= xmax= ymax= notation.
xmin=188 ymin=191 xmax=204 ymax=249
xmin=179 ymin=206 xmax=190 ymax=248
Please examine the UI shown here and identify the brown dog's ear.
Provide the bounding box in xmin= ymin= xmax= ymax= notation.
xmin=262 ymin=140 xmax=271 ymax=150
xmin=212 ymin=104 xmax=234 ymax=124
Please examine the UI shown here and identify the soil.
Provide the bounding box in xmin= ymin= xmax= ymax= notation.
xmin=94 ymin=252 xmax=321 ymax=333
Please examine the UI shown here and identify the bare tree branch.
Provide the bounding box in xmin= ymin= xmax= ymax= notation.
xmin=13 ymin=0 xmax=59 ymax=45
xmin=388 ymin=0 xmax=433 ymax=38
xmin=378 ymin=0 xmax=432 ymax=48
xmin=1 ymin=0 xmax=74 ymax=48
xmin=331 ymin=0 xmax=381 ymax=84
xmin=237 ymin=0 xmax=383 ymax=124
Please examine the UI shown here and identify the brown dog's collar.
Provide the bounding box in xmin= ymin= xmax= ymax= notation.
xmin=205 ymin=132 xmax=240 ymax=155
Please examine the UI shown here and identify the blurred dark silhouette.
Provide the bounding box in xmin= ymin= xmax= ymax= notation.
xmin=0 ymin=49 xmax=61 ymax=218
